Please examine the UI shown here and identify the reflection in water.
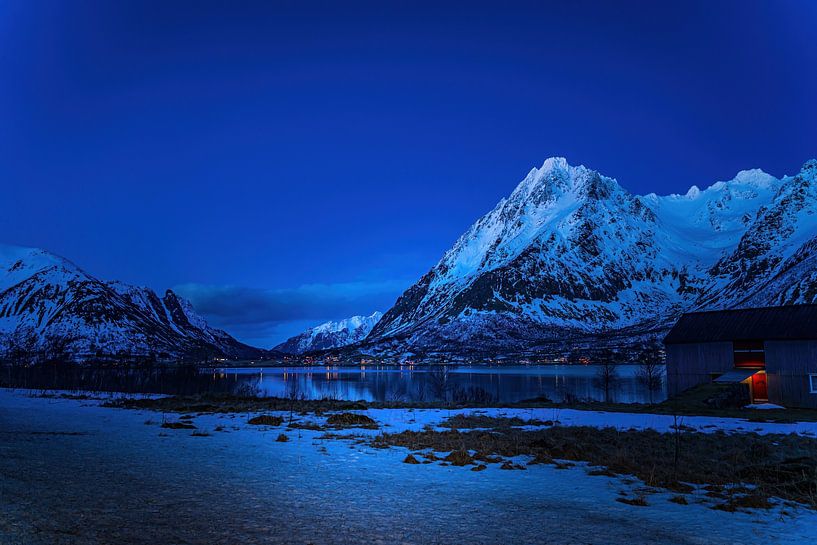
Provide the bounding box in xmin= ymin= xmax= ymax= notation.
xmin=214 ymin=365 xmax=667 ymax=404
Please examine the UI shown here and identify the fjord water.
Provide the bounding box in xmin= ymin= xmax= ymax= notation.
xmin=214 ymin=365 xmax=667 ymax=404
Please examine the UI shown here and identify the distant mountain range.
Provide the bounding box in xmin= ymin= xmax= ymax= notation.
xmin=0 ymin=244 xmax=263 ymax=362
xmin=4 ymin=157 xmax=817 ymax=363
xmin=274 ymin=312 xmax=382 ymax=354
xmin=358 ymin=158 xmax=817 ymax=359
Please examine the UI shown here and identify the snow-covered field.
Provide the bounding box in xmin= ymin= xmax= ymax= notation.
xmin=1 ymin=389 xmax=815 ymax=545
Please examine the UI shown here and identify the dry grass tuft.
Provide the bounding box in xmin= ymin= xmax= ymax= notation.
xmin=616 ymin=496 xmax=648 ymax=507
xmin=326 ymin=412 xmax=378 ymax=429
xmin=287 ymin=421 xmax=325 ymax=431
xmin=443 ymin=450 xmax=474 ymax=466
xmin=588 ymin=468 xmax=617 ymax=477
xmin=372 ymin=425 xmax=817 ymax=507
xmin=161 ymin=421 xmax=196 ymax=430
xmin=442 ymin=414 xmax=548 ymax=429
xmin=247 ymin=415 xmax=284 ymax=426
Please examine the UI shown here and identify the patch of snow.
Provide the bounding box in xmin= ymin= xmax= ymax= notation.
xmin=2 ymin=390 xmax=816 ymax=545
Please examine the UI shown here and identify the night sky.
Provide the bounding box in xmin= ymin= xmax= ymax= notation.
xmin=1 ymin=1 xmax=815 ymax=347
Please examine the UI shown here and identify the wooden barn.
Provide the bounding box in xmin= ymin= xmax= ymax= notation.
xmin=664 ymin=305 xmax=817 ymax=408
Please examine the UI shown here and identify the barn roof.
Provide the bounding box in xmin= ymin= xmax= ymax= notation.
xmin=664 ymin=305 xmax=817 ymax=344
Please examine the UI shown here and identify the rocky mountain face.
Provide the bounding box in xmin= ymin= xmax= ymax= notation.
xmin=0 ymin=244 xmax=263 ymax=362
xmin=274 ymin=312 xmax=383 ymax=354
xmin=364 ymin=158 xmax=817 ymax=359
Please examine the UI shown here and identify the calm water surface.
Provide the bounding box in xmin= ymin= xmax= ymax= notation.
xmin=213 ymin=365 xmax=667 ymax=404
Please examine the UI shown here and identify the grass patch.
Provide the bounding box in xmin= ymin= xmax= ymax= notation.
xmin=287 ymin=421 xmax=325 ymax=431
xmin=326 ymin=413 xmax=378 ymax=429
xmin=104 ymin=394 xmax=370 ymax=414
xmin=616 ymin=496 xmax=648 ymax=507
xmin=247 ymin=415 xmax=284 ymax=426
xmin=588 ymin=468 xmax=617 ymax=477
xmin=713 ymin=493 xmax=774 ymax=512
xmin=101 ymin=388 xmax=817 ymax=423
xmin=443 ymin=450 xmax=474 ymax=466
xmin=372 ymin=426 xmax=817 ymax=507
xmin=442 ymin=414 xmax=551 ymax=429
xmin=160 ymin=421 xmax=196 ymax=430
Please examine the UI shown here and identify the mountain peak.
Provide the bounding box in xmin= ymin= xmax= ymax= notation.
xmin=0 ymin=243 xmax=261 ymax=361
xmin=274 ymin=311 xmax=383 ymax=354
xmin=313 ymin=311 xmax=383 ymax=334
xmin=366 ymin=156 xmax=817 ymax=358
xmin=512 ymin=157 xmax=616 ymax=201
xmin=730 ymin=168 xmax=776 ymax=187
xmin=671 ymin=169 xmax=780 ymax=202
xmin=538 ymin=156 xmax=571 ymax=172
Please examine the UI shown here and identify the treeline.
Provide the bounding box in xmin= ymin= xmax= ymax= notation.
xmin=0 ymin=361 xmax=252 ymax=397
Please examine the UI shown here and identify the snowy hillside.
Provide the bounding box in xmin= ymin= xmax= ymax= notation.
xmin=274 ymin=312 xmax=383 ymax=354
xmin=365 ymin=158 xmax=817 ymax=358
xmin=0 ymin=243 xmax=262 ymax=362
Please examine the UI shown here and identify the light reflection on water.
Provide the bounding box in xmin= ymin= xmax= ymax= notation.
xmin=212 ymin=365 xmax=667 ymax=404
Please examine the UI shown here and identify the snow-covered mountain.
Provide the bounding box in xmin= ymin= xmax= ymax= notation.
xmin=274 ymin=312 xmax=383 ymax=354
xmin=365 ymin=158 xmax=817 ymax=358
xmin=0 ymin=243 xmax=262 ymax=362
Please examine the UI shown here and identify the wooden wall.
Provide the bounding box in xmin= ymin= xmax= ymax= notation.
xmin=666 ymin=342 xmax=733 ymax=396
xmin=765 ymin=341 xmax=817 ymax=408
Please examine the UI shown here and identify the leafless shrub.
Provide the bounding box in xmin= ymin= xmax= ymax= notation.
xmin=637 ymin=356 xmax=664 ymax=405
xmin=451 ymin=386 xmax=497 ymax=405
xmin=233 ymin=381 xmax=261 ymax=399
xmin=592 ymin=361 xmax=620 ymax=403
xmin=427 ymin=365 xmax=452 ymax=402
xmin=286 ymin=377 xmax=305 ymax=423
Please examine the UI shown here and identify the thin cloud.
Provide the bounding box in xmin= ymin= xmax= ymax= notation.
xmin=173 ymin=279 xmax=411 ymax=348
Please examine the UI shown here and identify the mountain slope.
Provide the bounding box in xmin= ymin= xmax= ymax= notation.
xmin=700 ymin=160 xmax=817 ymax=308
xmin=365 ymin=158 xmax=817 ymax=358
xmin=0 ymin=244 xmax=262 ymax=362
xmin=274 ymin=312 xmax=383 ymax=354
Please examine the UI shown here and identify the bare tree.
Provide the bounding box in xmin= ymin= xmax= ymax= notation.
xmin=285 ymin=376 xmax=303 ymax=423
xmin=427 ymin=365 xmax=451 ymax=402
xmin=592 ymin=361 xmax=620 ymax=404
xmin=636 ymin=352 xmax=664 ymax=404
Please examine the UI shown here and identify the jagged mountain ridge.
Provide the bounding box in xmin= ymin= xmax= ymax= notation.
xmin=0 ymin=244 xmax=262 ymax=361
xmin=365 ymin=158 xmax=817 ymax=357
xmin=274 ymin=311 xmax=383 ymax=354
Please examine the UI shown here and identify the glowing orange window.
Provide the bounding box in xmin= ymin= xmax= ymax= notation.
xmin=733 ymin=340 xmax=765 ymax=369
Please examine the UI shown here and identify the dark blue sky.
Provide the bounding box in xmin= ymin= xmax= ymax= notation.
xmin=1 ymin=1 xmax=815 ymax=346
